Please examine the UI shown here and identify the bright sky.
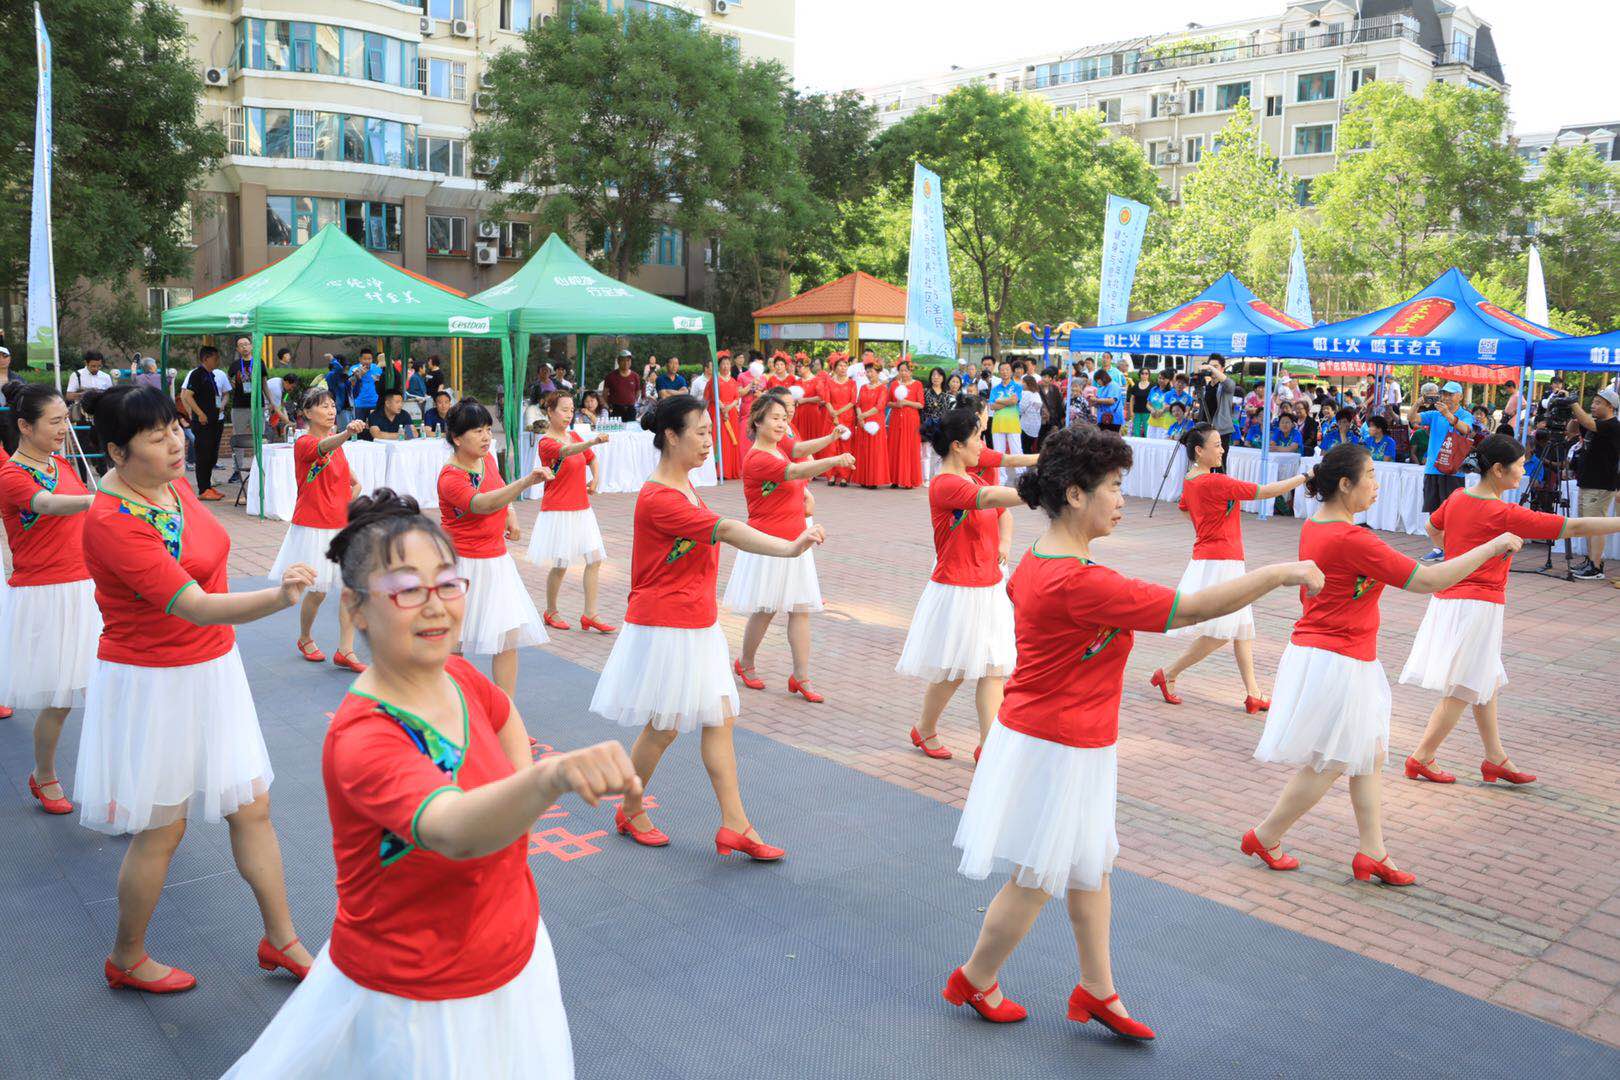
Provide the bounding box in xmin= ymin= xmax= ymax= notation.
xmin=794 ymin=0 xmax=1615 ymax=135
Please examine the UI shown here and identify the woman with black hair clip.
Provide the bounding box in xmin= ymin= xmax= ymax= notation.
xmin=1151 ymin=422 xmax=1312 ymax=713
xmin=72 ymin=385 xmax=319 ymax=994
xmin=898 ymin=407 xmax=1028 ymax=764
xmin=590 ymin=395 xmax=824 ymax=860
xmin=1241 ymin=442 xmax=1523 ymax=886
xmin=1399 ymin=433 xmax=1620 ymax=787
xmin=270 ymin=386 xmax=369 ymax=670
xmin=225 ymin=490 xmax=639 ymax=1078
xmin=437 ymin=398 xmax=553 ymax=701
xmin=0 ymin=382 xmax=98 ymax=814
xmin=945 ymin=426 xmax=1320 ymax=1037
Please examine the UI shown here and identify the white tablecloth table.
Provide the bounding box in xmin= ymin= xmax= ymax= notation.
xmin=519 ymin=426 xmax=717 ymax=499
xmin=1122 ymin=437 xmax=1300 ymax=519
xmin=245 ymin=438 xmax=446 ymax=521
xmin=1292 ymin=456 xmax=1428 ymax=535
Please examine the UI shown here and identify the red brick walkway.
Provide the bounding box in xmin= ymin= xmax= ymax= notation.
xmin=219 ymin=475 xmax=1620 ymax=1046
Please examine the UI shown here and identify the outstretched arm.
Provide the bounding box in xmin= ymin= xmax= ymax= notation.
xmin=1405 ymin=533 xmax=1521 ymax=594
xmin=786 ymin=453 xmax=854 ymax=481
xmin=717 ymin=519 xmax=826 ymax=558
xmin=1171 ymin=561 xmax=1322 ymax=629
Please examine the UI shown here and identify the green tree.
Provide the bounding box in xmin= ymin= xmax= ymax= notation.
xmin=873 ymin=86 xmax=1160 ymax=359
xmin=1309 ymin=81 xmax=1528 ymax=306
xmin=89 ymin=292 xmax=160 ymax=359
xmin=1528 ymin=145 xmax=1620 ymax=330
xmin=0 ymin=0 xmax=226 ymax=351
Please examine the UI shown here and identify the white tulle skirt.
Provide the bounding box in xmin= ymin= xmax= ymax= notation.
xmin=1164 ymin=559 xmax=1255 ymax=641
xmin=722 ymin=549 xmax=823 ymax=614
xmin=589 ymin=622 xmax=738 ymax=732
xmin=456 ymin=554 xmax=548 ymax=656
xmin=270 ymin=525 xmax=344 ymax=594
xmin=222 ymin=920 xmax=572 ymax=1080
xmin=955 ymin=721 xmax=1118 ymax=897
xmin=895 ymin=580 xmax=1016 ymax=683
xmin=1397 ymin=597 xmax=1507 ymax=706
xmin=74 ymin=648 xmax=273 ymax=835
xmin=1254 ymin=644 xmax=1391 ymax=777
xmin=526 ymin=509 xmax=606 ymax=569
xmin=0 ymin=579 xmax=101 ymax=708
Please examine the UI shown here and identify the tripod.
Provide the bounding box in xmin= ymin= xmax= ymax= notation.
xmin=1148 ymin=369 xmax=1209 ymax=518
xmin=1510 ymin=430 xmax=1575 ymax=580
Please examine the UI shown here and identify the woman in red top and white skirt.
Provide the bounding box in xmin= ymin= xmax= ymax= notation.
xmin=0 ymin=383 xmax=98 ymax=815
xmin=851 ymin=369 xmax=891 ymax=488
xmin=1400 ymin=434 xmax=1620 ymax=786
xmin=725 ymin=393 xmax=854 ymax=704
xmin=590 ymin=396 xmax=823 ymax=860
xmin=525 ymin=390 xmax=614 ymax=634
xmin=886 ymin=358 xmax=925 ymax=489
xmin=946 ymin=426 xmax=1318 ymax=1037
xmin=898 ymin=408 xmax=1024 ymax=763
xmin=73 ymin=386 xmax=319 ymax=994
xmin=437 ymin=398 xmax=552 ymax=701
xmin=225 ymin=491 xmax=640 ymax=1078
xmin=1152 ymin=423 xmax=1310 ymax=712
xmin=270 ymin=386 xmax=368 ymax=670
xmin=1241 ymin=443 xmax=1522 ymax=886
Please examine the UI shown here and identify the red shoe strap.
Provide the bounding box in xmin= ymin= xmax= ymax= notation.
xmin=114 ymin=954 xmax=152 ymax=977
xmin=270 ymin=937 xmax=300 ymax=953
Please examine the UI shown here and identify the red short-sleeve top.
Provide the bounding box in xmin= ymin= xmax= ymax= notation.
xmin=625 ymin=482 xmax=723 ymax=628
xmin=742 ymin=447 xmax=807 ymax=541
xmin=1429 ymin=490 xmax=1563 ymax=604
xmin=291 ymin=434 xmax=354 ymax=529
xmin=0 ymin=455 xmax=90 ymax=586
xmin=437 ymin=454 xmax=507 ymax=559
xmin=1178 ymin=472 xmax=1259 ymax=562
xmin=537 ymin=432 xmax=595 ymax=513
xmin=1291 ymin=519 xmax=1419 ymax=661
xmin=928 ymin=472 xmax=1002 ymax=588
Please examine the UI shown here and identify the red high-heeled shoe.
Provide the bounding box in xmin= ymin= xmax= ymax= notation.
xmin=787 ymin=676 xmax=824 ymax=703
xmin=296 ymin=638 xmax=326 ymax=663
xmin=1239 ymin=828 xmax=1298 ymax=871
xmin=333 ymin=650 xmax=367 ymax=673
xmin=1150 ymin=669 xmax=1182 ymax=705
xmin=615 ymin=807 xmax=670 ymax=847
xmin=28 ymin=774 xmax=73 ymax=816
xmin=0 ymin=705 xmax=14 ymax=719
xmin=973 ymin=745 xmax=981 ymax=764
xmin=104 ymin=955 xmax=197 ymax=994
xmin=1481 ymin=758 xmax=1535 ymax=785
xmin=733 ymin=659 xmax=765 ymax=691
xmin=1067 ymin=984 xmax=1154 ymax=1040
xmin=909 ymin=727 xmax=952 ymax=760
xmin=715 ymin=826 xmax=784 ymax=861
xmin=1351 ymin=851 xmax=1416 ymax=886
xmin=1243 ymin=694 xmax=1270 ymax=714
xmin=543 ymin=611 xmax=572 ymax=631
xmin=942 ymin=967 xmax=1027 ymax=1022
xmin=257 ymin=937 xmax=310 ymax=980
xmin=1404 ymin=756 xmax=1455 ymax=784
xmin=580 ymin=615 xmax=617 ymax=634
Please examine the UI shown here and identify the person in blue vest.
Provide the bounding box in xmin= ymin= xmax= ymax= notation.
xmin=1319 ymin=407 xmax=1362 ymax=452
xmin=1270 ymin=411 xmax=1304 ymax=453
xmin=1091 ymin=369 xmax=1125 ymax=432
xmin=1166 ymin=401 xmax=1193 ymax=441
xmin=1364 ymin=416 xmax=1398 ymax=462
xmin=1145 ymin=370 xmax=1174 ymax=440
xmin=1418 ymin=380 xmax=1473 ymax=562
xmin=349 ymin=349 xmax=381 ymax=426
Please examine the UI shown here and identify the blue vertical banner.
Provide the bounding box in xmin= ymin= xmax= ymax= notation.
xmin=1285 ymin=226 xmax=1313 ymax=326
xmin=904 ymin=163 xmax=957 ymax=360
xmin=1096 ymin=194 xmax=1149 ymax=327
xmin=27 ymin=4 xmax=58 ymax=377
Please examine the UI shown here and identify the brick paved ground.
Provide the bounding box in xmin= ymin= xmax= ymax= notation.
xmin=218 ymin=468 xmax=1620 ymax=1046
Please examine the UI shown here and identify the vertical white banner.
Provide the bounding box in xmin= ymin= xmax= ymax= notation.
xmin=904 ymin=163 xmax=957 ymax=360
xmin=27 ymin=3 xmax=58 ymax=380
xmin=1096 ymin=194 xmax=1149 ymax=327
xmin=1525 ymin=245 xmax=1549 ymax=326
xmin=1285 ymin=226 xmax=1314 ymax=327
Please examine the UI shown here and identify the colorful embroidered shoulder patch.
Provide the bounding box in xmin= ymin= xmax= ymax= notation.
xmin=1078 ymin=626 xmax=1122 ymax=661
xmin=116 ymin=492 xmax=183 ymax=559
xmin=1352 ymin=574 xmax=1376 ymax=599
xmin=375 ymin=702 xmax=464 ymax=866
xmin=666 ymin=537 xmax=695 ymax=564
xmin=304 ymin=450 xmax=333 ymax=485
xmin=761 ymin=481 xmax=779 ymax=497
xmin=11 ymin=461 xmax=56 ymax=531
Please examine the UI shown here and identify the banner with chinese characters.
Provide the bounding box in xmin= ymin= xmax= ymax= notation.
xmin=1096 ymin=194 xmax=1150 ymax=328
xmin=904 ymin=163 xmax=956 ymax=360
xmin=26 ymin=4 xmax=57 ymax=374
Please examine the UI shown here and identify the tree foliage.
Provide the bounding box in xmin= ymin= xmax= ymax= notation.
xmin=0 ymin=0 xmax=226 ymax=343
xmin=1528 ymin=145 xmax=1620 ymax=331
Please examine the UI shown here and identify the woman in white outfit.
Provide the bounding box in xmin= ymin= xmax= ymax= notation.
xmin=74 ymin=385 xmax=318 ymax=994
xmin=525 ymin=390 xmax=615 ymax=634
xmin=225 ymin=491 xmax=639 ymax=1078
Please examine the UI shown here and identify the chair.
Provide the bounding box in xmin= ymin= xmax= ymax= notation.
xmin=231 ymin=432 xmax=257 ymax=507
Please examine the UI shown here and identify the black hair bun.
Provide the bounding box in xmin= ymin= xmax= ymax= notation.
xmin=1014 ymin=466 xmax=1043 ymax=510
xmin=327 ymin=488 xmax=422 ymax=565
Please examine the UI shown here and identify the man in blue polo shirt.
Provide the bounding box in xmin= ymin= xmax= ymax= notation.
xmin=350 ymin=349 xmax=381 ymax=425
xmin=1418 ymin=380 xmax=1473 ymax=561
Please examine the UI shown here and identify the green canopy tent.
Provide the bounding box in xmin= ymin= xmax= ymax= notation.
xmin=470 ymin=234 xmax=726 ymax=474
xmin=160 ymin=225 xmax=517 ymax=514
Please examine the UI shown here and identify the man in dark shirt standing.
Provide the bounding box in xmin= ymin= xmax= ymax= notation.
xmin=1571 ymin=387 xmax=1620 ymax=580
xmin=180 ymin=345 xmax=225 ymax=500
xmin=1201 ymin=354 xmax=1237 ymax=472
xmin=423 ymin=355 xmax=445 ymax=400
xmin=603 ymin=349 xmax=642 ymax=422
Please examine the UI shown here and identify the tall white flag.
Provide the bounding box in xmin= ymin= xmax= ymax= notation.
xmin=27 ymin=3 xmax=59 ymax=382
xmin=1525 ymin=245 xmax=1549 ymax=326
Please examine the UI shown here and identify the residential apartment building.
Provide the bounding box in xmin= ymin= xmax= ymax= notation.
xmin=152 ymin=0 xmax=795 ymax=317
xmin=861 ymin=1 xmax=1505 ymax=208
xmin=1517 ymin=123 xmax=1620 ymax=179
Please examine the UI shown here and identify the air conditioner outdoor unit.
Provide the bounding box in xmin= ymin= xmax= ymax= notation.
xmin=472 ymin=91 xmax=493 ymax=111
xmin=203 ymin=67 xmax=230 ymax=88
xmin=1161 ymin=150 xmax=1183 ymax=165
xmin=475 ymin=245 xmax=499 ymax=265
xmin=477 ymin=220 xmax=500 ymax=239
xmin=540 ymin=13 xmax=554 ymax=25
xmin=419 ymin=16 xmax=433 ymax=36
xmin=711 ymin=0 xmax=732 ymax=15
xmin=479 ymin=70 xmax=496 ymax=89
xmin=1165 ymin=100 xmax=1184 ymax=115
xmin=451 ymin=18 xmax=473 ymax=37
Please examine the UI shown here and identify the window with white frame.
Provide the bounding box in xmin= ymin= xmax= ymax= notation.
xmin=1096 ymin=98 xmax=1121 ymax=124
xmin=1145 ymin=140 xmax=1168 ymax=165
xmin=1185 ymin=87 xmax=1205 ymax=114
xmin=1285 ymin=29 xmax=1306 ymax=52
xmin=416 ymin=136 xmax=466 ymax=177
xmin=1451 ymin=29 xmax=1473 ymax=65
xmin=1184 ymin=135 xmax=1203 ymax=164
xmin=421 ymin=57 xmax=467 ymax=101
xmin=427 ymin=214 xmax=468 ymax=255
xmin=499 ymin=221 xmax=531 ymax=259
xmin=428 ymin=0 xmax=467 ymax=20
xmin=1215 ymin=81 xmax=1250 ymax=111
xmin=1149 ymin=92 xmax=1173 ymax=118
xmin=1292 ymin=124 xmax=1334 ymax=156
xmin=1265 ymin=94 xmax=1283 ymax=117
xmin=1296 ymin=71 xmax=1336 ymax=102
xmin=1350 ymin=66 xmax=1376 ymax=94
xmin=146 ymin=287 xmax=194 ymax=314
xmin=500 ymin=0 xmax=535 ymax=31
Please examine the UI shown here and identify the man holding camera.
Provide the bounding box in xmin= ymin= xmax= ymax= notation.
xmin=1200 ymin=355 xmax=1237 ymax=470
xmin=1570 ymin=387 xmax=1620 ymax=581
xmin=1418 ymin=380 xmax=1474 ymax=562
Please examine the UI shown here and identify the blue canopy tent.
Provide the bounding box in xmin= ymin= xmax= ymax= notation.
xmin=1068 ymin=272 xmax=1312 ymax=473
xmin=1529 ymin=332 xmax=1620 ymax=372
xmin=1269 ymin=268 xmax=1563 ymax=440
